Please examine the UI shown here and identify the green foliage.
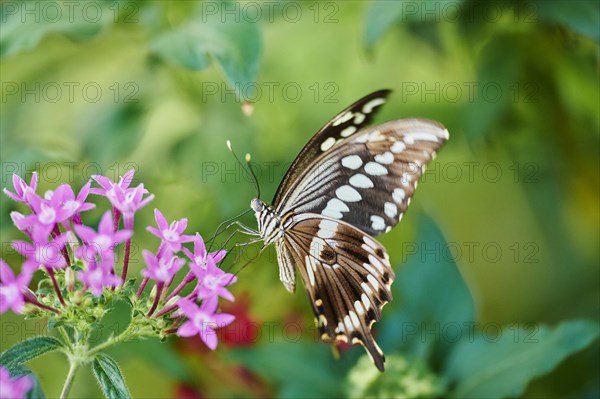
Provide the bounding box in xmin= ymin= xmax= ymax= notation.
xmin=444 ymin=320 xmax=600 ymax=398
xmin=0 ymin=1 xmax=119 ymax=58
xmin=0 ymin=336 xmax=64 ymax=372
xmin=230 ymin=342 xmax=346 ymax=398
xmin=346 ymin=354 xmax=443 ymax=399
xmin=92 ymin=353 xmax=132 ymax=399
xmin=150 ymin=1 xmax=261 ymax=100
xmin=378 ymin=215 xmax=474 ymax=365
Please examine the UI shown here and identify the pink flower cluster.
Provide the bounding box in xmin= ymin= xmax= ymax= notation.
xmin=1 ymin=170 xmax=236 ymax=350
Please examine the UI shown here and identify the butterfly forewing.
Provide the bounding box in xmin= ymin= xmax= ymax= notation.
xmin=275 ymin=119 xmax=449 ymax=236
xmin=282 ymin=213 xmax=394 ymax=371
xmin=272 ymin=90 xmax=392 ymax=207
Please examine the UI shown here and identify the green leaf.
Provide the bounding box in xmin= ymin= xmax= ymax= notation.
xmin=229 ymin=342 xmax=346 ymax=398
xmin=444 ymin=319 xmax=600 ymax=398
xmin=378 ymin=214 xmax=474 ymax=367
xmin=534 ymin=0 xmax=600 ymax=41
xmin=92 ymin=353 xmax=132 ymax=399
xmin=0 ymin=336 xmax=64 ymax=371
xmin=0 ymin=0 xmax=118 ymax=58
xmin=364 ymin=0 xmax=465 ymax=49
xmin=150 ymin=1 xmax=261 ymax=100
xmin=364 ymin=1 xmax=404 ymax=49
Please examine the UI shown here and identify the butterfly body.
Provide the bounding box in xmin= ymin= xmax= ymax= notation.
xmin=250 ymin=90 xmax=449 ymax=371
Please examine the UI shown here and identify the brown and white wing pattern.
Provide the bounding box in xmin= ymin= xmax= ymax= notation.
xmin=274 ymin=119 xmax=449 ymax=236
xmin=281 ymin=213 xmax=394 ymax=371
xmin=272 ymin=90 xmax=391 ymax=207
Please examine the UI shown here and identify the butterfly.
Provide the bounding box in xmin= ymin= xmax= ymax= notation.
xmin=249 ymin=89 xmax=449 ymax=371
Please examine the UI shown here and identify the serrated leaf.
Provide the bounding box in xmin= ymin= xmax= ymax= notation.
xmin=378 ymin=214 xmax=474 ymax=367
xmin=92 ymin=353 xmax=132 ymax=399
xmin=0 ymin=336 xmax=64 ymax=371
xmin=444 ymin=319 xmax=600 ymax=399
xmin=150 ymin=1 xmax=261 ymax=100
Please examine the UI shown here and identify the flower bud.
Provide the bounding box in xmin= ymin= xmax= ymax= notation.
xmin=164 ymin=295 xmax=180 ymax=309
xmin=65 ymin=267 xmax=75 ymax=291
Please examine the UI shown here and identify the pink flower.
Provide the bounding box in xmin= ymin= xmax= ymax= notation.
xmin=12 ymin=229 xmax=68 ymax=272
xmin=74 ymin=211 xmax=131 ymax=263
xmin=18 ymin=184 xmax=75 ymax=235
xmin=90 ymin=169 xmax=136 ymax=197
xmin=3 ymin=172 xmax=38 ymax=204
xmin=77 ymin=260 xmax=121 ymax=296
xmin=91 ymin=170 xmax=154 ymax=227
xmin=182 ymin=233 xmax=226 ymax=270
xmin=0 ymin=260 xmax=33 ymax=314
xmin=62 ymin=181 xmax=96 ymax=219
xmin=141 ymin=250 xmax=185 ymax=283
xmin=191 ymin=257 xmax=237 ymax=301
xmin=177 ymin=297 xmax=234 ymax=350
xmin=147 ymin=209 xmax=194 ymax=252
xmin=0 ymin=367 xmax=33 ymax=399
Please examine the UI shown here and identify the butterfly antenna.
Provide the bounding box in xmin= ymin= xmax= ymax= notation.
xmin=226 ymin=140 xmax=261 ymax=199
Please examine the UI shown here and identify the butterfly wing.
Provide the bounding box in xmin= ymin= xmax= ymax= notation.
xmin=275 ymin=119 xmax=449 ymax=236
xmin=272 ymin=90 xmax=392 ymax=207
xmin=281 ymin=213 xmax=394 ymax=371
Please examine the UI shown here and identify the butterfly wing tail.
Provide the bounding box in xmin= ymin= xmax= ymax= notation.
xmin=355 ymin=330 xmax=386 ymax=372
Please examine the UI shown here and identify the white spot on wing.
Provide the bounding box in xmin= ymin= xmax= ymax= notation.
xmin=322 ymin=198 xmax=350 ymax=219
xmin=361 ymin=282 xmax=373 ymax=295
xmin=367 ymin=274 xmax=380 ymax=291
xmin=370 ymin=215 xmax=385 ymax=230
xmin=367 ymin=130 xmax=385 ymax=142
xmin=353 ymin=112 xmax=365 ymax=124
xmin=375 ymin=151 xmax=394 ymax=165
xmin=344 ymin=315 xmax=354 ymax=332
xmin=405 ymin=131 xmax=440 ymax=142
xmin=368 ymin=254 xmax=385 ymax=273
xmin=349 ymin=173 xmax=373 ymax=188
xmin=341 ymin=155 xmax=363 ymax=170
xmin=349 ymin=310 xmax=360 ymax=328
xmin=336 ymin=185 xmax=361 ymax=202
xmin=393 ymin=188 xmax=406 ymax=202
xmin=362 ymin=98 xmax=386 ymax=113
xmin=317 ymin=220 xmax=338 ymax=239
xmin=320 ymin=137 xmax=336 ymax=151
xmin=305 ymin=256 xmax=316 ymax=286
xmin=340 ymin=126 xmax=357 ymax=137
xmin=384 ymin=202 xmax=398 ymax=218
xmin=391 ymin=141 xmax=406 ymax=153
xmin=332 ymin=111 xmax=354 ymax=126
xmin=361 ymin=293 xmax=371 ymax=309
xmin=364 ymin=162 xmax=388 ymax=176
xmin=355 ymin=300 xmax=364 ymax=315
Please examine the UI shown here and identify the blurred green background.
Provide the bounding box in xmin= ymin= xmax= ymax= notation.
xmin=1 ymin=1 xmax=599 ymax=398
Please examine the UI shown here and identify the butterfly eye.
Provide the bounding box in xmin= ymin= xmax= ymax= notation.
xmin=250 ymin=198 xmax=263 ymax=212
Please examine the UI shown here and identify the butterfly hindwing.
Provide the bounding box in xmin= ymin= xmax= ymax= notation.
xmin=272 ymin=90 xmax=392 ymax=207
xmin=281 ymin=213 xmax=394 ymax=372
xmin=275 ymin=119 xmax=449 ymax=236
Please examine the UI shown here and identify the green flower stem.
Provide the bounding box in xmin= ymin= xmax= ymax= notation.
xmin=60 ymin=357 xmax=80 ymax=399
xmin=58 ymin=327 xmax=73 ymax=352
xmin=87 ymin=317 xmax=151 ymax=357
